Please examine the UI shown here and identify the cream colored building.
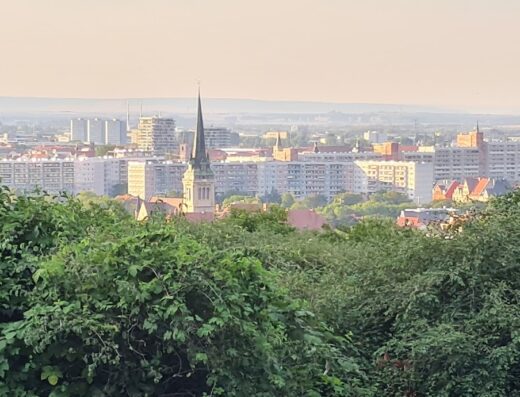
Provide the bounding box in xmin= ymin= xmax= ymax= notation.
xmin=135 ymin=116 xmax=176 ymax=155
xmin=353 ymin=160 xmax=434 ymax=204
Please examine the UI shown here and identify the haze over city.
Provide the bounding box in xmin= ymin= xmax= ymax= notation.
xmin=1 ymin=0 xmax=520 ymax=113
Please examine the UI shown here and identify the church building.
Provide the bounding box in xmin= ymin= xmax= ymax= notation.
xmin=182 ymin=91 xmax=216 ymax=214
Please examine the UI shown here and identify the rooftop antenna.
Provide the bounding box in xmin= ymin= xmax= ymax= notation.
xmin=126 ymin=100 xmax=130 ymax=132
xmin=140 ymin=101 xmax=143 ymax=118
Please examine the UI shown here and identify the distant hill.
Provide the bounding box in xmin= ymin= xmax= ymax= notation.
xmin=0 ymin=96 xmax=452 ymax=117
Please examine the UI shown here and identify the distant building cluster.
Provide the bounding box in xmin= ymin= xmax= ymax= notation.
xmin=2 ymin=99 xmax=520 ymax=214
xmin=71 ymin=118 xmax=127 ymax=145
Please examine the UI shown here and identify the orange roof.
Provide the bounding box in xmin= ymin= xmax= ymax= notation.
xmin=149 ymin=196 xmax=183 ymax=208
xmin=471 ymin=178 xmax=490 ymax=196
xmin=115 ymin=194 xmax=137 ymax=202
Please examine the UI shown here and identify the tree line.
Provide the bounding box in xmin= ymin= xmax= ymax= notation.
xmin=1 ymin=186 xmax=519 ymax=396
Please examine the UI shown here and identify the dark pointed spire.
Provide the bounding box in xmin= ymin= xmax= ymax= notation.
xmin=476 ymin=121 xmax=480 ymax=133
xmin=190 ymin=88 xmax=208 ymax=169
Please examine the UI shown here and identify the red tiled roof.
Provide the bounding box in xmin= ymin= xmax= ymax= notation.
xmin=287 ymin=209 xmax=326 ymax=231
xmin=445 ymin=181 xmax=460 ymax=199
xmin=400 ymin=145 xmax=419 ymax=152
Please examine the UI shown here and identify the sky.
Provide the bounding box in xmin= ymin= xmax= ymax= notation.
xmin=1 ymin=0 xmax=519 ymax=112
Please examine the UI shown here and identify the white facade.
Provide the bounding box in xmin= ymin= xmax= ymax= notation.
xmin=0 ymin=157 xmax=133 ymax=197
xmin=204 ymin=127 xmax=232 ymax=148
xmin=433 ymin=147 xmax=481 ymax=181
xmin=73 ymin=158 xmax=106 ymax=195
xmin=485 ymin=141 xmax=520 ymax=182
xmin=87 ymin=119 xmax=105 ymax=144
xmin=105 ymin=119 xmax=126 ymax=145
xmin=0 ymin=159 xmax=75 ymax=194
xmin=71 ymin=119 xmax=88 ymax=142
xmin=363 ymin=130 xmax=388 ymax=143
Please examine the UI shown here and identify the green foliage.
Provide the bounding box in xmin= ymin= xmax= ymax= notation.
xmin=95 ymin=145 xmax=116 ymax=157
xmin=317 ymin=191 xmax=414 ymax=226
xmin=3 ymin=185 xmax=520 ymax=396
xmin=0 ymin=188 xmax=370 ymax=396
xmin=280 ymin=192 xmax=295 ymax=208
xmin=292 ymin=194 xmax=328 ymax=209
xmin=260 ymin=189 xmax=282 ymax=204
xmin=222 ymin=195 xmax=261 ymax=207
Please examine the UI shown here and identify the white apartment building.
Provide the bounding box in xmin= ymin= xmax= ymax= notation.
xmin=432 ymin=147 xmax=482 ymax=181
xmin=485 ymin=141 xmax=520 ymax=182
xmin=212 ymin=162 xmax=258 ymax=197
xmin=0 ymin=159 xmax=75 ymax=194
xmin=71 ymin=118 xmax=88 ymax=142
xmin=73 ymin=158 xmax=106 ymax=195
xmin=87 ymin=119 xmax=105 ymax=145
xmin=363 ymin=130 xmax=388 ymax=144
xmin=105 ymin=119 xmax=126 ymax=145
xmin=204 ymin=127 xmax=232 ymax=149
xmin=0 ymin=157 xmax=133 ymax=197
xmin=136 ymin=117 xmax=177 ymax=155
xmin=299 ymin=150 xmax=381 ymax=163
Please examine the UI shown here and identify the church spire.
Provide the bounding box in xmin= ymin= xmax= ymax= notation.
xmin=190 ymin=88 xmax=208 ymax=169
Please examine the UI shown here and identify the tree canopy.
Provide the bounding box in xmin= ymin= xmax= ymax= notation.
xmin=1 ymin=186 xmax=520 ymax=396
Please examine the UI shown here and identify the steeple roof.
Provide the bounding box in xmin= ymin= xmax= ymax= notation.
xmin=190 ymin=90 xmax=209 ymax=169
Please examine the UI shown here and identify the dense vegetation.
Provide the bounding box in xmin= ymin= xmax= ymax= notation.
xmin=1 ymin=186 xmax=520 ymax=396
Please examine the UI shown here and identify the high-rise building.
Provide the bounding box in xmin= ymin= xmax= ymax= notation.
xmin=136 ymin=116 xmax=176 ymax=154
xmin=70 ymin=118 xmax=88 ymax=142
xmin=182 ymin=93 xmax=215 ymax=214
xmin=105 ymin=119 xmax=126 ymax=145
xmin=204 ymin=127 xmax=232 ymax=148
xmin=87 ymin=118 xmax=105 ymax=144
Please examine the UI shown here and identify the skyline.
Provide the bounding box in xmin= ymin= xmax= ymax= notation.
xmin=1 ymin=0 xmax=520 ymax=113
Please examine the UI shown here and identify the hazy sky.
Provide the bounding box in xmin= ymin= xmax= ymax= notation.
xmin=1 ymin=0 xmax=519 ymax=111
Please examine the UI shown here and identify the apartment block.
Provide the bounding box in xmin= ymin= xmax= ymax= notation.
xmin=70 ymin=118 xmax=88 ymax=142
xmin=127 ymin=160 xmax=186 ymax=200
xmin=0 ymin=159 xmax=75 ymax=194
xmin=353 ymin=160 xmax=434 ymax=204
xmin=135 ymin=117 xmax=177 ymax=155
xmin=204 ymin=127 xmax=232 ymax=149
xmin=105 ymin=119 xmax=127 ymax=145
xmin=87 ymin=118 xmax=105 ymax=144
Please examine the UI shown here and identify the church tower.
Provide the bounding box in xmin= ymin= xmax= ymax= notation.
xmin=182 ymin=91 xmax=215 ymax=213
